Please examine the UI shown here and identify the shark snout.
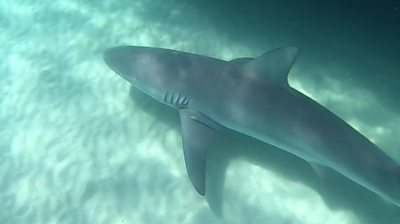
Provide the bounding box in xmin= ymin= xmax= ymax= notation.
xmin=103 ymin=47 xmax=133 ymax=75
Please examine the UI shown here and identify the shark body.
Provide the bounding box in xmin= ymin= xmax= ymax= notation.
xmin=103 ymin=46 xmax=400 ymax=207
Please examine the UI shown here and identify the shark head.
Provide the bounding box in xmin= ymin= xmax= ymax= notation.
xmin=103 ymin=46 xmax=196 ymax=109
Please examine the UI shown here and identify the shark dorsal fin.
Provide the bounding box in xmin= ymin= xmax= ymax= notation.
xmin=244 ymin=47 xmax=299 ymax=87
xmin=179 ymin=109 xmax=223 ymax=195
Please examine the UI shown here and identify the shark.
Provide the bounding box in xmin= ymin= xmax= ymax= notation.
xmin=103 ymin=45 xmax=400 ymax=207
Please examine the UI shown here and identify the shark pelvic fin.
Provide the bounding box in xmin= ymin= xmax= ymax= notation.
xmin=245 ymin=46 xmax=299 ymax=87
xmin=179 ymin=109 xmax=222 ymax=195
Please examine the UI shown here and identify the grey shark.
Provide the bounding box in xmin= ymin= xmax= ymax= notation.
xmin=103 ymin=46 xmax=400 ymax=207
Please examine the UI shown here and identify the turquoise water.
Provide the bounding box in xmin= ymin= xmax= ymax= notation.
xmin=1 ymin=0 xmax=399 ymax=223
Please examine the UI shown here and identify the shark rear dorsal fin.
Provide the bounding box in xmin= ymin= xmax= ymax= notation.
xmin=244 ymin=47 xmax=299 ymax=87
xmin=179 ymin=109 xmax=223 ymax=195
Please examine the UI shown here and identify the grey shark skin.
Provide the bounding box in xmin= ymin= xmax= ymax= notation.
xmin=103 ymin=46 xmax=400 ymax=207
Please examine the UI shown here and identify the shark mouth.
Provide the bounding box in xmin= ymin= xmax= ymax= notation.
xmin=163 ymin=91 xmax=190 ymax=109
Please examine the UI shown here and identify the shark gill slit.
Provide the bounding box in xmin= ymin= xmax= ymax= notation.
xmin=170 ymin=92 xmax=174 ymax=104
xmin=163 ymin=91 xmax=189 ymax=108
xmin=163 ymin=91 xmax=168 ymax=104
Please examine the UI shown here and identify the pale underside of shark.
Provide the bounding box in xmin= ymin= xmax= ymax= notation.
xmin=103 ymin=45 xmax=400 ymax=207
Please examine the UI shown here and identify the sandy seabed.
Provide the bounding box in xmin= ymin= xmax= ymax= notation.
xmin=1 ymin=1 xmax=399 ymax=224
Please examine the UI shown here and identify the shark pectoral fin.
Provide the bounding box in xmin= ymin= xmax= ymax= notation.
xmin=179 ymin=109 xmax=222 ymax=195
xmin=245 ymin=47 xmax=299 ymax=87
